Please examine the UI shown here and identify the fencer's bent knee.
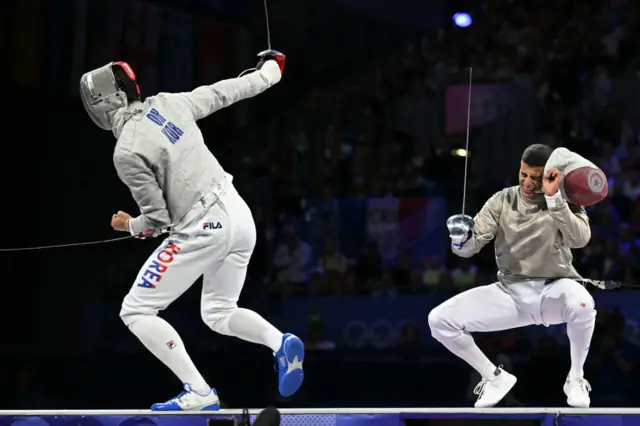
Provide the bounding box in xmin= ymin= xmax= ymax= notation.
xmin=201 ymin=303 xmax=236 ymax=335
xmin=120 ymin=312 xmax=150 ymax=328
xmin=428 ymin=306 xmax=459 ymax=341
xmin=120 ymin=297 xmax=158 ymax=327
xmin=566 ymin=294 xmax=596 ymax=325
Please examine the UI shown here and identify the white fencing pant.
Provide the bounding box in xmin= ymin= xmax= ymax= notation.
xmin=428 ymin=279 xmax=596 ymax=378
xmin=121 ymin=183 xmax=256 ymax=334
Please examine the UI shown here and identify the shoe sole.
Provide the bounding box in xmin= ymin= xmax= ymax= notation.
xmin=474 ymin=375 xmax=518 ymax=408
xmin=566 ymin=396 xmax=590 ymax=408
xmin=279 ymin=337 xmax=305 ymax=397
xmin=202 ymin=403 xmax=221 ymax=411
xmin=151 ymin=402 xmax=220 ymax=412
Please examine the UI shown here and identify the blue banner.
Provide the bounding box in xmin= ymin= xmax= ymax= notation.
xmin=298 ymin=196 xmax=447 ymax=265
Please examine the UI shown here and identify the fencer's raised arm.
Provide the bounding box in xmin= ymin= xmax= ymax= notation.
xmin=452 ymin=190 xmax=504 ymax=258
xmin=168 ymin=60 xmax=282 ymax=121
xmin=544 ymin=191 xmax=591 ymax=248
xmin=113 ymin=148 xmax=172 ymax=235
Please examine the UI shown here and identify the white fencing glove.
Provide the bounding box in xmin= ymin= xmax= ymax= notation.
xmin=446 ymin=214 xmax=474 ymax=248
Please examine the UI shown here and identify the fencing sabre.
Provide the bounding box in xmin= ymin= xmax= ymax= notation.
xmin=238 ymin=0 xmax=276 ymax=77
xmin=0 ymin=221 xmax=175 ymax=251
xmin=460 ymin=67 xmax=473 ymax=216
xmin=0 ymin=235 xmax=134 ymax=252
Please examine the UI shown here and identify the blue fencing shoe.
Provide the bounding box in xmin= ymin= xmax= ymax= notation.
xmin=151 ymin=383 xmax=221 ymax=411
xmin=274 ymin=333 xmax=305 ymax=397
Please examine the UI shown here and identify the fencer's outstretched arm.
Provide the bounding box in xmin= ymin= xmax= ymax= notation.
xmin=453 ymin=190 xmax=504 ymax=258
xmin=545 ymin=191 xmax=591 ymax=248
xmin=113 ymin=149 xmax=172 ymax=235
xmin=168 ymin=60 xmax=282 ymax=121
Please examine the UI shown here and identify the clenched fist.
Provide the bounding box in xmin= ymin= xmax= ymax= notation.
xmin=111 ymin=211 xmax=132 ymax=232
xmin=543 ymin=168 xmax=562 ymax=196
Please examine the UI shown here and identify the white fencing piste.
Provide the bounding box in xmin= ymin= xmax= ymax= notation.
xmin=2 ymin=408 xmax=640 ymax=415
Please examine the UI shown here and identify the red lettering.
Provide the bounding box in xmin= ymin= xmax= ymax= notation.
xmin=143 ymin=270 xmax=161 ymax=282
xmin=148 ymin=260 xmax=168 ymax=273
xmin=165 ymin=243 xmax=182 ymax=254
xmin=157 ymin=250 xmax=174 ymax=263
xmin=136 ymin=276 xmax=156 ymax=289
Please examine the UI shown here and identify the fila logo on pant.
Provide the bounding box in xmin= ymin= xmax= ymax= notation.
xmin=137 ymin=241 xmax=182 ymax=289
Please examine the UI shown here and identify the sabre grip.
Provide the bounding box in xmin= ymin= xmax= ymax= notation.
xmin=447 ymin=214 xmax=474 ymax=248
xmin=134 ymin=228 xmax=168 ymax=239
xmin=257 ymin=49 xmax=286 ymax=74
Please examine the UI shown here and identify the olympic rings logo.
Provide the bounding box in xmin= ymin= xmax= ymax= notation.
xmin=342 ymin=319 xmax=422 ymax=348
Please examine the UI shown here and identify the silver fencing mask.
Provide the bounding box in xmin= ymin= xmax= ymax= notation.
xmin=80 ymin=62 xmax=135 ymax=130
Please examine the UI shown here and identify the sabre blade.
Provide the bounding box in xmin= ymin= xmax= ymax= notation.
xmin=264 ymin=0 xmax=272 ymax=51
xmin=461 ymin=67 xmax=473 ymax=215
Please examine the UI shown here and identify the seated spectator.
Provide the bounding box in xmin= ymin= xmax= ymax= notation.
xmin=357 ymin=242 xmax=383 ymax=289
xmin=273 ymin=226 xmax=313 ymax=295
xmin=420 ymin=255 xmax=448 ymax=293
xmin=451 ymin=258 xmax=479 ymax=292
xmin=370 ymin=270 xmax=397 ymax=298
xmin=400 ymin=323 xmax=422 ymax=348
xmin=316 ymin=238 xmax=349 ymax=295
xmin=392 ymin=251 xmax=412 ymax=290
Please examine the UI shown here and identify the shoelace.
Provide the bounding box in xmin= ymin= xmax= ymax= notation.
xmin=165 ymin=391 xmax=189 ymax=405
xmin=474 ymin=366 xmax=504 ymax=399
xmin=569 ymin=377 xmax=592 ymax=394
xmin=473 ymin=379 xmax=490 ymax=398
xmin=168 ymin=384 xmax=194 ymax=403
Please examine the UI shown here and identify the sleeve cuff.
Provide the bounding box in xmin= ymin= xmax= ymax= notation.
xmin=545 ymin=191 xmax=564 ymax=209
xmin=128 ymin=217 xmax=142 ymax=235
xmin=259 ymin=60 xmax=282 ymax=85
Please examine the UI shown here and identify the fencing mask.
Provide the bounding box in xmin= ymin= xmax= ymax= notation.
xmin=79 ymin=61 xmax=140 ymax=130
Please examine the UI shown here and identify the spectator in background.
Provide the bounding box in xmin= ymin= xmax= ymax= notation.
xmin=400 ymin=323 xmax=422 ymax=348
xmin=610 ymin=180 xmax=635 ymax=221
xmin=580 ymin=230 xmax=605 ymax=278
xmin=392 ymin=251 xmax=412 ymax=291
xmin=590 ymin=309 xmax=638 ymax=406
xmin=600 ymin=141 xmax=623 ymax=177
xmin=527 ymin=336 xmax=567 ymax=406
xmin=357 ymin=242 xmax=383 ymax=289
xmin=623 ymin=170 xmax=640 ymax=200
xmin=316 ymin=238 xmax=349 ymax=295
xmin=632 ymin=201 xmax=640 ymax=232
xmin=617 ymin=222 xmax=640 ymax=256
xmin=451 ymin=258 xmax=479 ymax=292
xmin=306 ymin=314 xmax=336 ymax=351
xmin=590 ymin=197 xmax=621 ymax=234
xmin=273 ymin=226 xmax=313 ymax=296
xmin=371 ymin=271 xmax=397 ymax=298
xmin=420 ymin=255 xmax=448 ymax=293
xmin=591 ymin=65 xmax=612 ymax=110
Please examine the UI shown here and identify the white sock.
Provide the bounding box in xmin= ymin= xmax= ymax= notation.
xmin=567 ymin=320 xmax=595 ymax=377
xmin=225 ymin=308 xmax=284 ymax=352
xmin=128 ymin=315 xmax=210 ymax=394
xmin=440 ymin=331 xmax=498 ymax=379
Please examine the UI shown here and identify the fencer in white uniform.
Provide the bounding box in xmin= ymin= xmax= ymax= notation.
xmin=79 ymin=53 xmax=304 ymax=411
xmin=430 ymin=144 xmax=595 ymax=408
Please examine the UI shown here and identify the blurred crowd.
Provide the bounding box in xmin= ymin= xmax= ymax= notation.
xmin=235 ymin=0 xmax=640 ymax=405
xmin=215 ymin=0 xmax=640 ymax=301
